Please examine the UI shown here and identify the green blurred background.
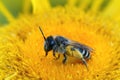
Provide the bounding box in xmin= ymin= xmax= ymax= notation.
xmin=0 ymin=0 xmax=67 ymax=25
xmin=0 ymin=0 xmax=111 ymax=26
xmin=0 ymin=0 xmax=25 ymax=25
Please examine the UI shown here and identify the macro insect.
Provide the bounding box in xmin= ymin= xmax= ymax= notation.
xmin=39 ymin=27 xmax=93 ymax=69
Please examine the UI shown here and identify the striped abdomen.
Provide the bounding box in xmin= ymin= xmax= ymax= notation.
xmin=78 ymin=48 xmax=90 ymax=59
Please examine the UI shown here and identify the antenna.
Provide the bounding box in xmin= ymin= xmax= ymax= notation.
xmin=39 ymin=26 xmax=46 ymax=40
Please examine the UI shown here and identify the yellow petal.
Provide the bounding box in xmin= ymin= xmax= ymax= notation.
xmin=89 ymin=0 xmax=103 ymax=14
xmin=23 ymin=0 xmax=32 ymax=14
xmin=0 ymin=1 xmax=15 ymax=23
xmin=102 ymin=0 xmax=120 ymax=18
xmin=31 ymin=0 xmax=51 ymax=14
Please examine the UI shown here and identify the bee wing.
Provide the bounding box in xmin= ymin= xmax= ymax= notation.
xmin=67 ymin=41 xmax=93 ymax=52
xmin=53 ymin=36 xmax=93 ymax=52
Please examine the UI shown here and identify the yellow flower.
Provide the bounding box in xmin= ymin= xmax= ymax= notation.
xmin=0 ymin=0 xmax=120 ymax=80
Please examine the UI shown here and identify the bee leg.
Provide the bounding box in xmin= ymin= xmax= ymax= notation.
xmin=62 ymin=54 xmax=67 ymax=64
xmin=81 ymin=58 xmax=88 ymax=70
xmin=53 ymin=49 xmax=57 ymax=58
xmin=53 ymin=46 xmax=58 ymax=58
xmin=45 ymin=52 xmax=48 ymax=56
xmin=56 ymin=54 xmax=60 ymax=60
xmin=53 ymin=51 xmax=56 ymax=57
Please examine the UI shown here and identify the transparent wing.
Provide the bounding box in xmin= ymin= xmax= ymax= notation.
xmin=66 ymin=40 xmax=93 ymax=53
xmin=54 ymin=36 xmax=93 ymax=53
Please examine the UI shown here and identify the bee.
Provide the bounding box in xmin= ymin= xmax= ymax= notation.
xmin=39 ymin=27 xmax=93 ymax=69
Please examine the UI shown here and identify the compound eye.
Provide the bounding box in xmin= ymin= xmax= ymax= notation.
xmin=51 ymin=41 xmax=54 ymax=45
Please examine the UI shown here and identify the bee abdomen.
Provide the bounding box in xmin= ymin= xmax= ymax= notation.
xmin=80 ymin=49 xmax=90 ymax=59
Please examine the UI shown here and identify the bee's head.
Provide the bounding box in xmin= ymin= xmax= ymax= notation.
xmin=44 ymin=36 xmax=55 ymax=55
xmin=39 ymin=27 xmax=56 ymax=56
